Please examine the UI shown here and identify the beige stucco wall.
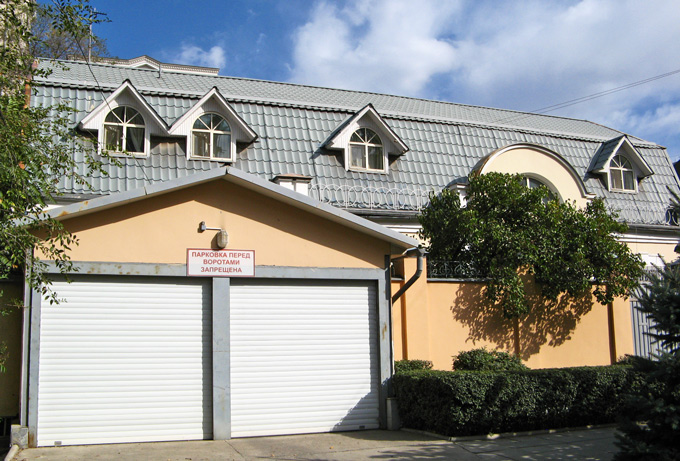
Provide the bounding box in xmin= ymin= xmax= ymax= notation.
xmin=0 ymin=281 xmax=23 ymax=417
xmin=482 ymin=146 xmax=589 ymax=206
xmin=51 ymin=180 xmax=392 ymax=269
xmin=392 ymin=258 xmax=632 ymax=370
xmin=625 ymin=240 xmax=678 ymax=263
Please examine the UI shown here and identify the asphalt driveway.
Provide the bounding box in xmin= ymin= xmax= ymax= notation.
xmin=10 ymin=426 xmax=618 ymax=460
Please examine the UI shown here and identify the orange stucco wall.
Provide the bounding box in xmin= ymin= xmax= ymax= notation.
xmin=51 ymin=180 xmax=392 ymax=269
xmin=392 ymin=258 xmax=641 ymax=370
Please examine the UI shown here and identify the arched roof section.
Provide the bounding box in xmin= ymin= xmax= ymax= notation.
xmin=474 ymin=143 xmax=595 ymax=206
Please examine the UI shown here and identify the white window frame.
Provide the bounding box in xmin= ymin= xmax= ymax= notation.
xmin=348 ymin=128 xmax=386 ymax=173
xmin=189 ymin=112 xmax=234 ymax=162
xmin=102 ymin=106 xmax=147 ymax=157
xmin=609 ymin=154 xmax=637 ymax=193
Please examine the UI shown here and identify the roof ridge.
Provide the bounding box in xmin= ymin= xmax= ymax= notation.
xmin=42 ymin=58 xmax=623 ymax=133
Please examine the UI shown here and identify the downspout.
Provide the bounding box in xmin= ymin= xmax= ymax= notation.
xmin=391 ymin=247 xmax=426 ymax=304
xmin=386 ymin=247 xmax=426 ymax=430
xmin=391 ymin=248 xmax=426 ymax=361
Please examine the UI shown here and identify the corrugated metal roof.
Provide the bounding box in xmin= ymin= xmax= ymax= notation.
xmin=34 ymin=59 xmax=680 ymax=227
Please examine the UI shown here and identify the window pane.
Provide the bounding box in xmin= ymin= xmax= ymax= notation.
xmin=126 ymin=127 xmax=144 ymax=153
xmin=368 ymin=146 xmax=383 ymax=170
xmin=213 ymin=133 xmax=231 ymax=159
xmin=195 ymin=114 xmax=211 ymax=130
xmin=104 ymin=125 xmax=123 ymax=150
xmin=215 ymin=118 xmax=230 ymax=132
xmin=350 ymin=131 xmax=363 ymax=143
xmin=612 ymin=171 xmax=623 ymax=190
xmin=623 ymin=170 xmax=635 ymax=190
xmin=351 ymin=145 xmax=365 ymax=168
xmin=193 ymin=132 xmax=210 ymax=157
xmin=127 ymin=109 xmax=143 ymax=125
xmin=367 ymin=131 xmax=381 ymax=145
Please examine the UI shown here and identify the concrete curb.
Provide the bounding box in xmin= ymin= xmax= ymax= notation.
xmin=3 ymin=445 xmax=19 ymax=461
xmin=402 ymin=423 xmax=619 ymax=442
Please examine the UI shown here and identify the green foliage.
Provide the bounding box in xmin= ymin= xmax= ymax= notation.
xmin=616 ymin=263 xmax=680 ymax=460
xmin=452 ymin=348 xmax=527 ymax=371
xmin=393 ymin=365 xmax=644 ymax=436
xmin=0 ymin=0 xmax=107 ymax=370
xmin=419 ymin=172 xmax=644 ymax=318
xmin=394 ymin=359 xmax=433 ymax=373
xmin=615 ymin=354 xmax=680 ymax=460
xmin=30 ymin=3 xmax=109 ymax=60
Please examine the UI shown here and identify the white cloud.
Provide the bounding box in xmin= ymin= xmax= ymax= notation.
xmin=289 ymin=0 xmax=680 ymax=158
xmin=289 ymin=0 xmax=462 ymax=95
xmin=173 ymin=44 xmax=226 ymax=69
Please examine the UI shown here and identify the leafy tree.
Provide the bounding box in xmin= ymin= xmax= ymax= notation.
xmin=0 ymin=0 xmax=107 ymax=371
xmin=419 ymin=172 xmax=644 ymax=318
xmin=30 ymin=2 xmax=108 ymax=60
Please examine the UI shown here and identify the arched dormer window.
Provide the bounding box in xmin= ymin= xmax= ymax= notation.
xmin=610 ymin=154 xmax=636 ymax=191
xmin=191 ymin=113 xmax=232 ymax=160
xmin=103 ymin=106 xmax=145 ymax=155
xmin=349 ymin=128 xmax=383 ymax=171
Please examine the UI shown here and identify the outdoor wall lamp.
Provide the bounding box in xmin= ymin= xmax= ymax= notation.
xmin=199 ymin=221 xmax=229 ymax=249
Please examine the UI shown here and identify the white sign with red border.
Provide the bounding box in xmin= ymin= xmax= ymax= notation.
xmin=187 ymin=249 xmax=255 ymax=277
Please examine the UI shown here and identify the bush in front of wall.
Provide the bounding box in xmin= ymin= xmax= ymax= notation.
xmin=392 ymin=365 xmax=644 ymax=436
xmin=452 ymin=347 xmax=528 ymax=371
xmin=394 ymin=359 xmax=433 ymax=374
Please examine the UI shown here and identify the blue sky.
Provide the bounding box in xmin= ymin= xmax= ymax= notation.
xmin=85 ymin=0 xmax=680 ymax=161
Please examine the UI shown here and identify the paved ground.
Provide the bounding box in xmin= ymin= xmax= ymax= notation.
xmin=10 ymin=427 xmax=618 ymax=460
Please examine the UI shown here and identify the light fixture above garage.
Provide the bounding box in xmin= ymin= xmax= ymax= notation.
xmin=199 ymin=221 xmax=229 ymax=249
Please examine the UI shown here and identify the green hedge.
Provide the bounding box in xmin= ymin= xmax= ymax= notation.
xmin=394 ymin=359 xmax=433 ymax=373
xmin=393 ymin=366 xmax=645 ymax=436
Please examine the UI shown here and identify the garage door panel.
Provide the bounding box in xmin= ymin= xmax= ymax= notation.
xmin=37 ymin=277 xmax=212 ymax=447
xmin=230 ymin=280 xmax=379 ymax=438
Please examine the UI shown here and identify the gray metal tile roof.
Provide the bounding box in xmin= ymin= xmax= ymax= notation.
xmin=35 ymin=59 xmax=680 ymax=227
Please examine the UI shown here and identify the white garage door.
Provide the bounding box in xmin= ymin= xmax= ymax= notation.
xmin=230 ymin=279 xmax=379 ymax=438
xmin=37 ymin=276 xmax=212 ymax=446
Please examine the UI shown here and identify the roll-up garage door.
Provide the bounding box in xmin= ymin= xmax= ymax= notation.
xmin=36 ymin=276 xmax=212 ymax=446
xmin=230 ymin=279 xmax=379 ymax=438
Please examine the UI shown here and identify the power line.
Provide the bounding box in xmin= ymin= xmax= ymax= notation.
xmin=491 ymin=67 xmax=680 ymax=127
xmin=532 ymin=68 xmax=680 ymax=115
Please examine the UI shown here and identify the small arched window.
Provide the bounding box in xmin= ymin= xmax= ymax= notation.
xmin=104 ymin=106 xmax=145 ymax=154
xmin=610 ymin=155 xmax=636 ymax=191
xmin=192 ymin=113 xmax=231 ymax=160
xmin=349 ymin=128 xmax=384 ymax=171
xmin=522 ymin=176 xmax=558 ymax=201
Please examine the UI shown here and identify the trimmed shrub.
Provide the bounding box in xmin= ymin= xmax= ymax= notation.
xmin=395 ymin=359 xmax=433 ymax=374
xmin=453 ymin=348 xmax=527 ymax=371
xmin=393 ymin=365 xmax=644 ymax=436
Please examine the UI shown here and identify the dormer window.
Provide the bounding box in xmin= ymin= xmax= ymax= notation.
xmin=349 ymin=128 xmax=384 ymax=171
xmin=103 ymin=106 xmax=145 ymax=155
xmin=322 ymin=104 xmax=408 ymax=174
xmin=610 ymin=154 xmax=636 ymax=191
xmin=192 ymin=113 xmax=232 ymax=160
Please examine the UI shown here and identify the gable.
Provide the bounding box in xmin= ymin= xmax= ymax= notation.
xmin=49 ymin=168 xmax=416 ymax=267
xmin=589 ymin=136 xmax=654 ymax=179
